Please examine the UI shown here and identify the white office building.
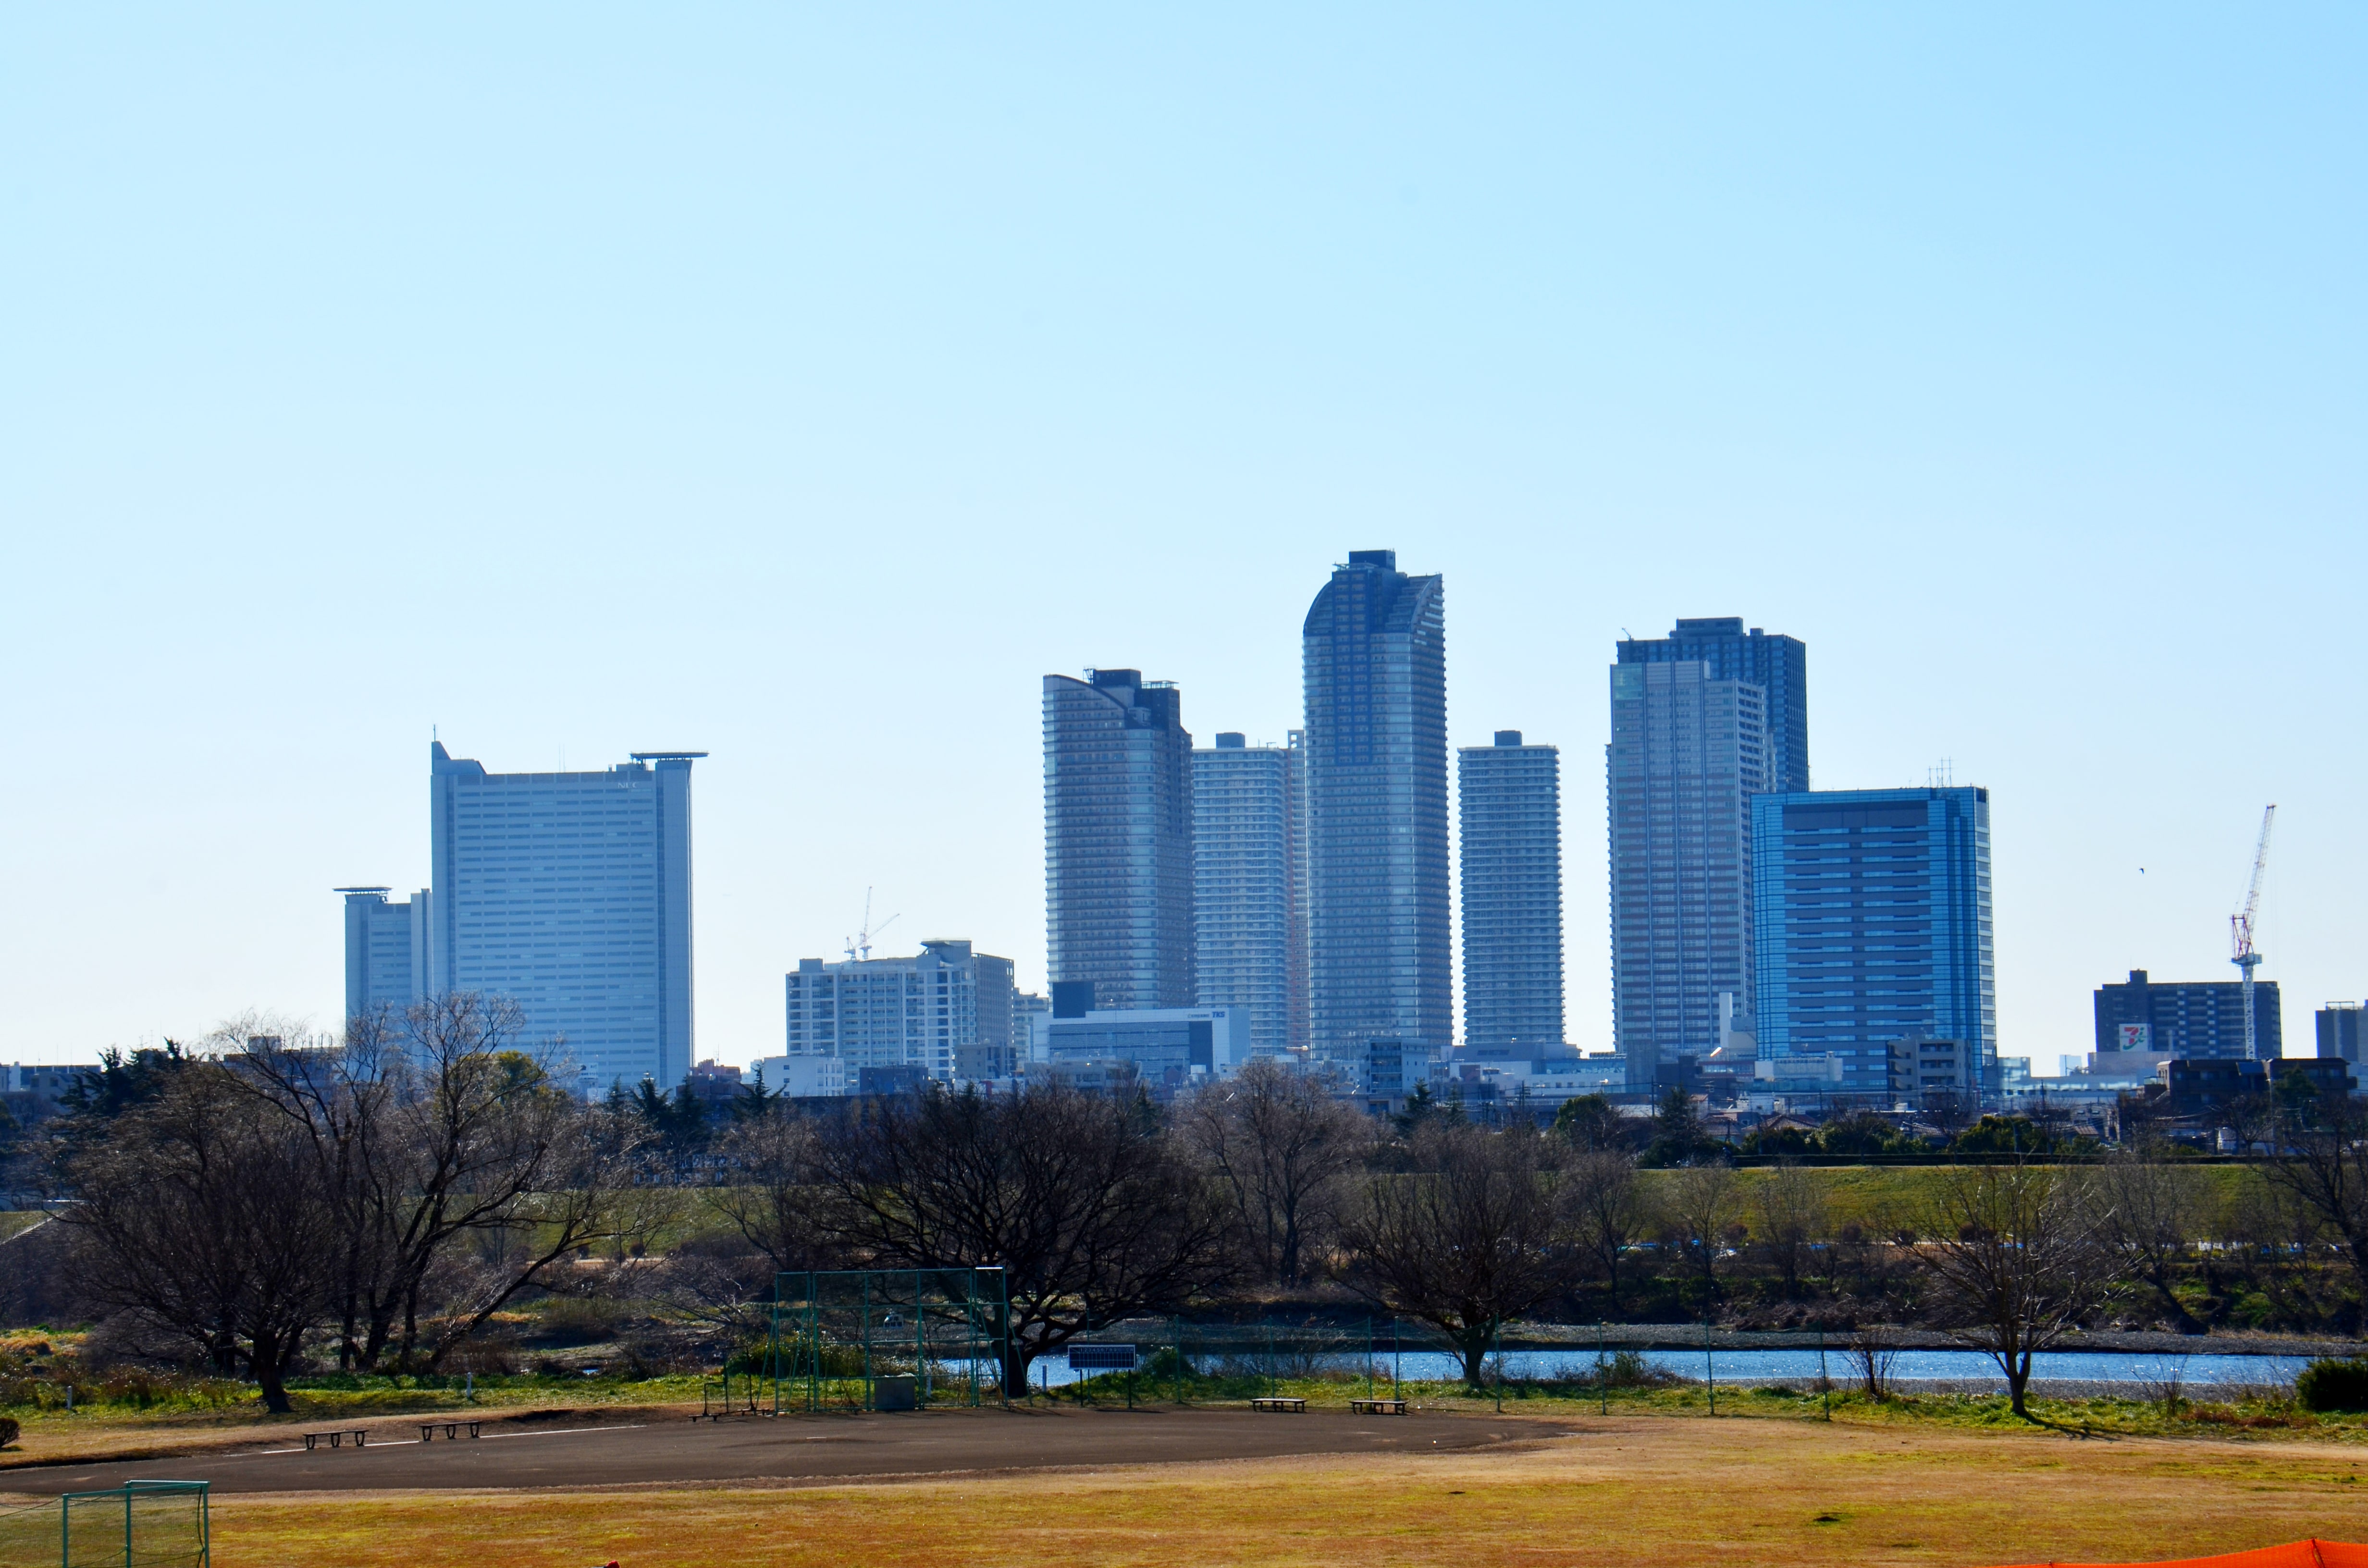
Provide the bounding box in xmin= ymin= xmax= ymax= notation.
xmin=782 ymin=940 xmax=1015 ymax=1085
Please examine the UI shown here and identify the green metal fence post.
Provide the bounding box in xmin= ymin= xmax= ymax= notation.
xmin=1493 ymin=1319 xmax=1503 ymax=1413
xmin=1367 ymin=1316 xmax=1375 ymax=1401
xmin=1819 ymin=1323 xmax=1830 ymax=1421
xmin=1174 ymin=1315 xmax=1184 ymax=1406
xmin=1704 ymin=1318 xmax=1715 ymax=1417
xmin=1598 ymin=1322 xmax=1607 ymax=1415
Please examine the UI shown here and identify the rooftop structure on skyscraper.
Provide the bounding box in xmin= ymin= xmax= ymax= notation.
xmin=1617 ymin=617 xmax=1808 ymax=792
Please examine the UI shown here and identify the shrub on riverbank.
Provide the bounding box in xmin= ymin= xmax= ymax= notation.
xmin=2296 ymin=1357 xmax=2368 ymax=1412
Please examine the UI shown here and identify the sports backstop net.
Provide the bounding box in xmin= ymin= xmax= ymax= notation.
xmin=0 ymin=1480 xmax=210 ymax=1568
xmin=769 ymin=1267 xmax=1010 ymax=1414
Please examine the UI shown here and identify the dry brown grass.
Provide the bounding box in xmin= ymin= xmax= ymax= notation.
xmin=148 ymin=1413 xmax=2368 ymax=1568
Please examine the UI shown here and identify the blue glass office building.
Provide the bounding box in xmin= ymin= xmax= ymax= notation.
xmin=1751 ymin=787 xmax=1994 ymax=1096
xmin=429 ymin=742 xmax=701 ymax=1091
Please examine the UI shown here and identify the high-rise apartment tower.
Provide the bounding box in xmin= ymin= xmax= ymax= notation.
xmin=1192 ymin=732 xmax=1307 ymax=1055
xmin=1751 ymin=787 xmax=1996 ymax=1097
xmin=1303 ymin=551 xmax=1450 ymax=1057
xmin=1608 ymin=661 xmax=1773 ymax=1089
xmin=1459 ymin=731 xmax=1563 ymax=1053
xmin=1617 ymin=618 xmax=1808 ymax=792
xmin=429 ymin=742 xmax=700 ymax=1090
xmin=1043 ymin=669 xmax=1195 ymax=1011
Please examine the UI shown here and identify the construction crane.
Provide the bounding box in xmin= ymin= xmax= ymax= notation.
xmin=2231 ymin=805 xmax=2277 ymax=1061
xmin=844 ymin=888 xmax=900 ymax=963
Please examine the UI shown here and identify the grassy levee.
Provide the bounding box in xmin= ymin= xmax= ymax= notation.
xmin=1630 ymin=1162 xmax=2279 ymax=1233
xmin=157 ymin=1413 xmax=2368 ymax=1568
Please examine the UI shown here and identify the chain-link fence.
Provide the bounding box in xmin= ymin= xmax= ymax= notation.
xmin=0 ymin=1495 xmax=56 ymax=1566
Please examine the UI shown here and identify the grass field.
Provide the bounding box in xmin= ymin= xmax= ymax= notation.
xmin=181 ymin=1412 xmax=2368 ymax=1568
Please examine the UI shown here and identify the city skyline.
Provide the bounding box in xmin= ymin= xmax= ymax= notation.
xmin=7 ymin=11 xmax=2363 ymax=1069
xmin=63 ymin=584 xmax=2345 ymax=1081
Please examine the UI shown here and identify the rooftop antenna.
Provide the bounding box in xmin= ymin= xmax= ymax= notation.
xmin=845 ymin=888 xmax=901 ymax=962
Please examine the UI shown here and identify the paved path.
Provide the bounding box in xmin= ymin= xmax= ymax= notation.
xmin=0 ymin=1405 xmax=1565 ymax=1495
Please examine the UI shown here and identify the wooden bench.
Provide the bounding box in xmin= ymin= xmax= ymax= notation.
xmin=300 ymin=1429 xmax=368 ymax=1451
xmin=1348 ymin=1397 xmax=1407 ymax=1415
xmin=1249 ymin=1396 xmax=1306 ymax=1413
xmin=418 ymin=1421 xmax=482 ymax=1441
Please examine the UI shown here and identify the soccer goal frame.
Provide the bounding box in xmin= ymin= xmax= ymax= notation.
xmin=768 ymin=1267 xmax=1010 ymax=1415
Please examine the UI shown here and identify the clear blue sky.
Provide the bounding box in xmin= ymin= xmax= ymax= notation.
xmin=3 ymin=6 xmax=2361 ymax=1071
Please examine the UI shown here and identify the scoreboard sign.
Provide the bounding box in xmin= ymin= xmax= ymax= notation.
xmin=1066 ymin=1344 xmax=1139 ymax=1371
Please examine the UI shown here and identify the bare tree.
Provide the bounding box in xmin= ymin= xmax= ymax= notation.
xmin=1752 ymin=1164 xmax=1829 ymax=1300
xmin=1842 ymin=1330 xmax=1899 ymax=1399
xmin=1338 ymin=1123 xmax=1583 ymax=1385
xmin=1916 ymin=1159 xmax=2121 ymax=1420
xmin=1662 ymin=1164 xmax=1744 ymax=1305
xmin=240 ymin=996 xmax=644 ymax=1371
xmin=62 ymin=1064 xmax=342 ymax=1412
xmin=1565 ymin=1148 xmax=1644 ymax=1305
xmin=1177 ymin=1059 xmax=1370 ymax=1287
xmin=2258 ymin=1094 xmax=2368 ymax=1300
xmin=704 ymin=1110 xmax=834 ymax=1275
xmin=2094 ymin=1137 xmax=2208 ymax=1333
xmin=814 ymin=1085 xmax=1232 ymax=1391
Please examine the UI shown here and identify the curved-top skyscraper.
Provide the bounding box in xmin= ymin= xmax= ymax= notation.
xmin=1042 ymin=668 xmax=1196 ymax=1011
xmin=1301 ymin=551 xmax=1449 ymax=1059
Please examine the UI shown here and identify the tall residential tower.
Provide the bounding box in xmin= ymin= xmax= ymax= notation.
xmin=1607 ymin=660 xmax=1773 ymax=1088
xmin=1302 ymin=551 xmax=1449 ymax=1058
xmin=1192 ymin=731 xmax=1307 ymax=1056
xmin=1458 ymin=731 xmax=1563 ymax=1053
xmin=1042 ymin=669 xmax=1196 ymax=1011
xmin=428 ymin=742 xmax=701 ymax=1090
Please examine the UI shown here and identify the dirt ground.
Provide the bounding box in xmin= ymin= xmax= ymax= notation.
xmin=0 ymin=1403 xmax=1540 ymax=1495
xmin=10 ymin=1407 xmax=2368 ymax=1567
